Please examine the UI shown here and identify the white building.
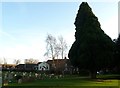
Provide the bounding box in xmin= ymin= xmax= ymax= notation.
xmin=38 ymin=62 xmax=50 ymax=71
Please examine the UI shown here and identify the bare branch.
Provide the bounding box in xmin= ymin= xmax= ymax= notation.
xmin=24 ymin=58 xmax=39 ymax=64
xmin=13 ymin=59 xmax=21 ymax=65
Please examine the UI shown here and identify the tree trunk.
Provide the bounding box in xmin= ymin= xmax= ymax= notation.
xmin=89 ymin=70 xmax=97 ymax=79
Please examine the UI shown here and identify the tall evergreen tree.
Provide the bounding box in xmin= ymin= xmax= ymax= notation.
xmin=114 ymin=34 xmax=120 ymax=73
xmin=68 ymin=2 xmax=114 ymax=79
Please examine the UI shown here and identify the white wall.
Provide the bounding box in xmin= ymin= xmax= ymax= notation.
xmin=38 ymin=62 xmax=50 ymax=71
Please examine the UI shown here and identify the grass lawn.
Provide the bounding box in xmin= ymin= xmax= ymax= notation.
xmin=3 ymin=75 xmax=120 ymax=88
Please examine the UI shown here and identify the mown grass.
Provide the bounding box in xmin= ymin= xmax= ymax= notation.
xmin=4 ymin=75 xmax=120 ymax=88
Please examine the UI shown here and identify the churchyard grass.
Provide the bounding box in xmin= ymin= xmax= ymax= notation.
xmin=4 ymin=74 xmax=120 ymax=88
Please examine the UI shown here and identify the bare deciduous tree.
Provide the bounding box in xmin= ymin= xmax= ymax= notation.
xmin=58 ymin=36 xmax=67 ymax=59
xmin=24 ymin=58 xmax=39 ymax=64
xmin=54 ymin=44 xmax=61 ymax=59
xmin=44 ymin=34 xmax=57 ymax=60
xmin=44 ymin=34 xmax=68 ymax=59
xmin=0 ymin=58 xmax=3 ymax=64
xmin=44 ymin=34 xmax=68 ymax=72
xmin=3 ymin=58 xmax=7 ymax=65
xmin=13 ymin=59 xmax=21 ymax=65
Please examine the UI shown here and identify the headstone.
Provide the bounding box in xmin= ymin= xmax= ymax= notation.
xmin=55 ymin=76 xmax=58 ymax=79
xmin=8 ymin=73 xmax=13 ymax=82
xmin=4 ymin=73 xmax=8 ymax=80
xmin=35 ymin=73 xmax=38 ymax=78
xmin=3 ymin=72 xmax=8 ymax=86
xmin=59 ymin=75 xmax=62 ymax=78
xmin=14 ymin=74 xmax=17 ymax=77
xmin=29 ymin=72 xmax=32 ymax=77
xmin=38 ymin=74 xmax=41 ymax=79
xmin=18 ymin=79 xmax=22 ymax=84
xmin=3 ymin=80 xmax=8 ymax=86
xmin=23 ymin=72 xmax=26 ymax=77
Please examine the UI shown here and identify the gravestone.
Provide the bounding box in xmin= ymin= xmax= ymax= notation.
xmin=18 ymin=79 xmax=22 ymax=84
xmin=23 ymin=72 xmax=26 ymax=77
xmin=35 ymin=73 xmax=38 ymax=78
xmin=3 ymin=73 xmax=8 ymax=86
xmin=29 ymin=72 xmax=32 ymax=77
xmin=8 ymin=73 xmax=13 ymax=82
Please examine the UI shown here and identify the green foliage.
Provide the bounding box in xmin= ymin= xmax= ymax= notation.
xmin=68 ymin=2 xmax=114 ymax=78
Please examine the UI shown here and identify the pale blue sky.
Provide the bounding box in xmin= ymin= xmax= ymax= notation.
xmin=0 ymin=2 xmax=118 ymax=64
xmin=2 ymin=2 xmax=78 ymax=46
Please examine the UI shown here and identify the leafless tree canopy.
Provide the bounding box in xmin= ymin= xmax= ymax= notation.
xmin=45 ymin=34 xmax=67 ymax=60
xmin=24 ymin=58 xmax=39 ymax=64
xmin=3 ymin=58 xmax=7 ymax=64
xmin=0 ymin=58 xmax=3 ymax=64
xmin=44 ymin=34 xmax=57 ymax=59
xmin=13 ymin=59 xmax=21 ymax=65
xmin=58 ymin=36 xmax=67 ymax=59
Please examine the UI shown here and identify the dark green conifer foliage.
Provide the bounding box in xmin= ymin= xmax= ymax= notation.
xmin=68 ymin=2 xmax=114 ymax=78
xmin=114 ymin=34 xmax=120 ymax=73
